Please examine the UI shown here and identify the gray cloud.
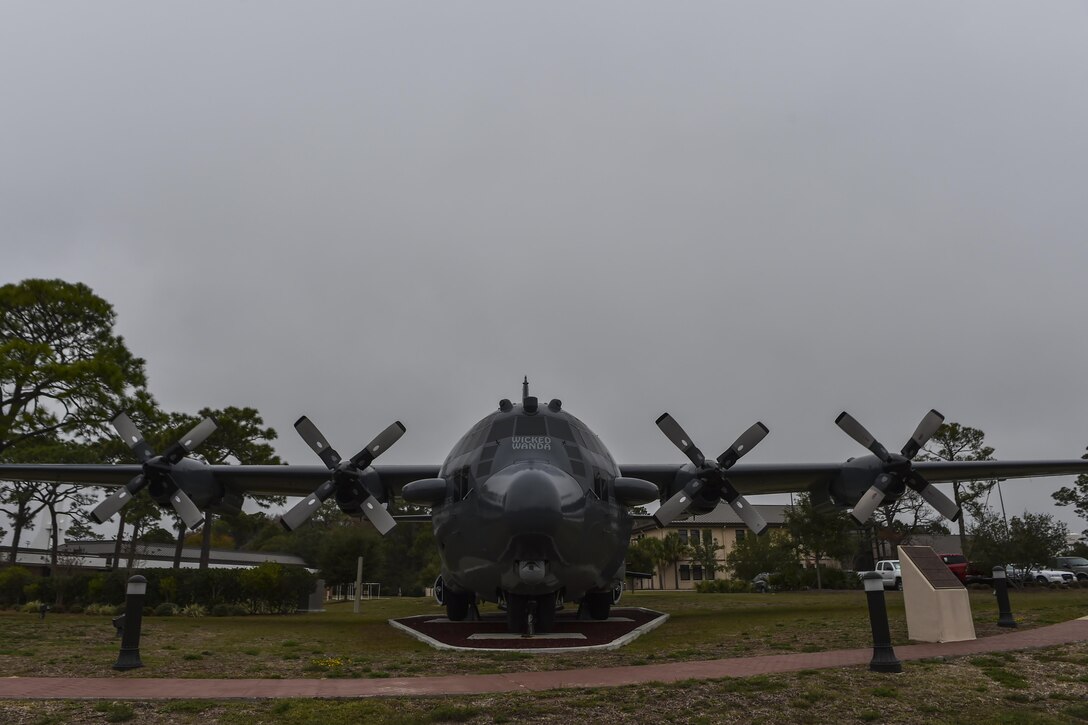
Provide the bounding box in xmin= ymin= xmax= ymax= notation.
xmin=2 ymin=2 xmax=1086 ymax=532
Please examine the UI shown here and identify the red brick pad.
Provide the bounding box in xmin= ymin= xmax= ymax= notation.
xmin=391 ymin=606 xmax=665 ymax=650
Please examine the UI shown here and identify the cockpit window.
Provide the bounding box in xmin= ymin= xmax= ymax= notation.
xmin=488 ymin=417 xmax=515 ymax=441
xmin=515 ymin=416 xmax=546 ymax=437
xmin=546 ymin=417 xmax=574 ymax=442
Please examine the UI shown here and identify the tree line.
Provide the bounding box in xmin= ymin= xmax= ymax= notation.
xmin=1 ymin=278 xmax=439 ymax=605
xmin=3 ymin=278 xmax=1086 ymax=602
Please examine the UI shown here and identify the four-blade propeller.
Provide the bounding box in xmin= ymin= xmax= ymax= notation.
xmin=835 ymin=409 xmax=961 ymax=524
xmin=278 ymin=416 xmax=405 ymax=534
xmin=90 ymin=412 xmax=217 ymax=530
xmin=653 ymin=413 xmax=770 ymax=534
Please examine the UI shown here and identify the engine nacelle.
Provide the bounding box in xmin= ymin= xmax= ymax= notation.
xmin=824 ymin=456 xmax=907 ymax=511
xmin=334 ymin=468 xmax=389 ymax=517
xmin=146 ymin=458 xmax=243 ymax=515
xmin=667 ymin=465 xmax=720 ymax=515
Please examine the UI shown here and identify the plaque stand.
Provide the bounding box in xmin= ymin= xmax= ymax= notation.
xmin=898 ymin=545 xmax=976 ymax=643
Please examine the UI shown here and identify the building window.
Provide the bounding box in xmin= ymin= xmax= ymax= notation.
xmin=680 ymin=565 xmax=691 ymax=581
xmin=693 ymin=565 xmax=704 ymax=581
xmin=678 ymin=530 xmax=688 ymax=545
xmin=703 ymin=529 xmax=712 ymax=543
xmin=736 ymin=529 xmax=746 ymax=542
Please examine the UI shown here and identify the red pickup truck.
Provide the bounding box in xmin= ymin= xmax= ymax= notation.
xmin=940 ymin=553 xmax=968 ymax=582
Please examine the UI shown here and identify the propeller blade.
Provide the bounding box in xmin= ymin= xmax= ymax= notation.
xmin=294 ymin=416 xmax=343 ymax=469
xmin=167 ymin=482 xmax=205 ymax=530
xmin=111 ymin=412 xmax=154 ymax=462
xmin=162 ymin=417 xmax=218 ymax=464
xmin=349 ymin=421 xmax=407 ymax=468
xmin=89 ymin=475 xmax=147 ymax=524
xmin=721 ymin=484 xmax=768 ymax=534
xmin=655 ymin=413 xmax=705 ymax=467
xmin=716 ymin=422 xmax=770 ymax=469
xmin=179 ymin=417 xmax=217 ymax=453
xmin=359 ymin=494 xmax=397 ymax=535
xmin=901 ymin=409 xmax=945 ymax=460
xmin=652 ymin=479 xmax=704 ymax=527
xmin=908 ymin=472 xmax=961 ymax=521
xmin=278 ymin=480 xmax=337 ymax=531
xmin=835 ymin=412 xmax=891 ymax=462
xmin=850 ymin=474 xmax=895 ymax=524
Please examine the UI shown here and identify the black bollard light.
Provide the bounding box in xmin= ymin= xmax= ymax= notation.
xmin=113 ymin=575 xmax=147 ymax=670
xmin=993 ymin=566 xmax=1017 ymax=628
xmin=862 ymin=571 xmax=902 ymax=673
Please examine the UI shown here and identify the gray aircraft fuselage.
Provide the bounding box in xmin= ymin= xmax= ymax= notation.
xmin=413 ymin=397 xmax=651 ymax=610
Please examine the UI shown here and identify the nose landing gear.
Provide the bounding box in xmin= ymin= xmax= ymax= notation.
xmin=503 ymin=591 xmax=558 ymax=634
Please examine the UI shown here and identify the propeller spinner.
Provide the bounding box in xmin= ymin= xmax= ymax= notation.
xmin=835 ymin=409 xmax=961 ymax=524
xmin=278 ymin=417 xmax=405 ymax=534
xmin=90 ymin=412 xmax=216 ymax=530
xmin=654 ymin=414 xmax=770 ymax=534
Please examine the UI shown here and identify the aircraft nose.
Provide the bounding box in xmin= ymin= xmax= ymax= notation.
xmin=485 ymin=463 xmax=584 ymax=534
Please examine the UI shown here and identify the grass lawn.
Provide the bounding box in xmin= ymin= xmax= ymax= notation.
xmin=0 ymin=587 xmax=1084 ymax=681
xmin=0 ymin=588 xmax=1086 ymax=723
xmin=1 ymin=641 xmax=1086 ymax=724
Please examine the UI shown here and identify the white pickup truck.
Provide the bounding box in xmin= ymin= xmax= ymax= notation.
xmin=859 ymin=560 xmax=902 ymax=590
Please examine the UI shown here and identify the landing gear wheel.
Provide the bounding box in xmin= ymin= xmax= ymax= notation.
xmin=506 ymin=594 xmax=527 ymax=633
xmin=535 ymin=592 xmax=556 ymax=633
xmin=445 ymin=589 xmax=472 ymax=621
xmin=584 ymin=591 xmax=611 ymax=620
xmin=505 ymin=593 xmax=558 ymax=633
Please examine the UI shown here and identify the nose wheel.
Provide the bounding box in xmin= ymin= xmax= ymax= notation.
xmin=504 ymin=592 xmax=558 ymax=634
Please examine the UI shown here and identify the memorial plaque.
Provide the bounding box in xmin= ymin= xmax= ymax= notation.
xmin=900 ymin=546 xmax=963 ymax=589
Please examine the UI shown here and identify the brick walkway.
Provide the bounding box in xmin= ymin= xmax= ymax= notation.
xmin=1 ymin=618 xmax=1085 ymax=700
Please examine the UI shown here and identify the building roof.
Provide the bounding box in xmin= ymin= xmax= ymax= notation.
xmin=633 ymin=503 xmax=790 ymax=533
xmin=44 ymin=540 xmax=311 ymax=570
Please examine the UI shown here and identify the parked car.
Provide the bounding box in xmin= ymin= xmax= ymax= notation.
xmin=939 ymin=553 xmax=968 ymax=583
xmin=1023 ymin=565 xmax=1075 ymax=585
xmin=1052 ymin=556 xmax=1088 ymax=581
xmin=858 ymin=560 xmax=902 ymax=590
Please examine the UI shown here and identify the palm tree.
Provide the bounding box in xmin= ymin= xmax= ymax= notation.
xmin=659 ymin=532 xmax=692 ymax=590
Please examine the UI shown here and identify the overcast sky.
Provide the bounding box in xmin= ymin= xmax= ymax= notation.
xmin=3 ymin=2 xmax=1087 ymax=536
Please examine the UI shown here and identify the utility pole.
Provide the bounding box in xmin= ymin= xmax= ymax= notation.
xmin=353 ymin=555 xmax=363 ymax=614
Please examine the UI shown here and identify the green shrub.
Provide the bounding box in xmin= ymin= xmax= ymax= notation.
xmin=695 ymin=579 xmax=750 ymax=593
xmin=0 ymin=567 xmax=34 ymax=605
xmin=21 ymin=600 xmax=44 ymax=614
xmin=180 ymin=603 xmax=207 ymax=617
xmin=67 ymin=604 xmax=84 ymax=614
xmin=154 ymin=602 xmax=179 ymax=616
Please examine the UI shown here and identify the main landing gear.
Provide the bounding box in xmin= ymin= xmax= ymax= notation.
xmin=579 ymin=590 xmax=611 ymax=620
xmin=434 ymin=576 xmax=479 ymax=622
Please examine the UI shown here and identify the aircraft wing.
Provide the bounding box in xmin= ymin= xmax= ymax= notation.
xmin=0 ymin=463 xmax=441 ymax=497
xmin=620 ymin=463 xmax=842 ymax=495
xmin=619 ymin=459 xmax=1088 ymax=496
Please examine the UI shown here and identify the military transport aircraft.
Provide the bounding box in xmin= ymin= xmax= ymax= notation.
xmin=3 ymin=379 xmax=1088 ymax=634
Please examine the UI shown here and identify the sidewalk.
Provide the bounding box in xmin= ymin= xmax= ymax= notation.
xmin=1 ymin=617 xmax=1085 ymax=700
